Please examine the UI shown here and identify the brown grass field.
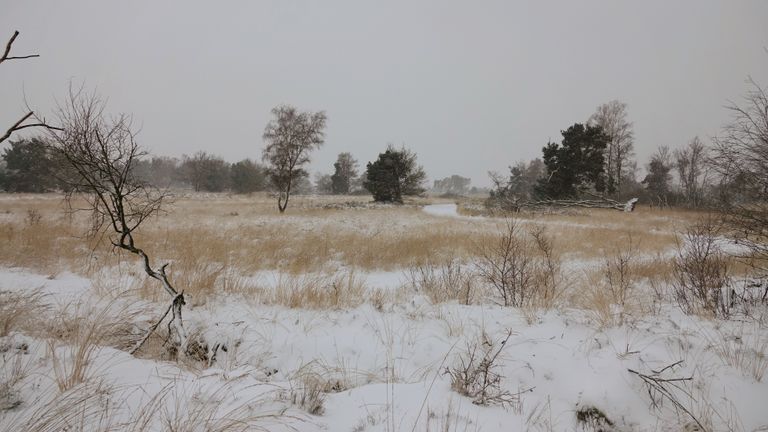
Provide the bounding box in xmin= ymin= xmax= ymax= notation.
xmin=0 ymin=192 xmax=723 ymax=311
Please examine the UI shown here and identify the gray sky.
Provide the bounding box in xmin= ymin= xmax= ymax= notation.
xmin=2 ymin=1 xmax=767 ymax=187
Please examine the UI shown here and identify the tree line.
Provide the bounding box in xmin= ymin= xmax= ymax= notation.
xmin=1 ymin=28 xmax=765 ymax=217
xmin=487 ymin=98 xmax=760 ymax=211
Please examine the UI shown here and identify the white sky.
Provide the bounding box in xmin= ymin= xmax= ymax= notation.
xmin=2 ymin=1 xmax=767 ymax=186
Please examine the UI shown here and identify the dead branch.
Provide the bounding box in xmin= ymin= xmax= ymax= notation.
xmin=627 ymin=362 xmax=706 ymax=431
xmin=0 ymin=31 xmax=61 ymax=144
xmin=1 ymin=31 xmax=40 ymax=65
xmin=528 ymin=197 xmax=638 ymax=212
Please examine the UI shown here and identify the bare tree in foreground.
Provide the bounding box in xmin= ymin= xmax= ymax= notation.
xmin=262 ymin=105 xmax=327 ymax=213
xmin=44 ymin=87 xmax=187 ymax=357
xmin=711 ymin=77 xmax=768 ymax=276
xmin=1 ymin=31 xmax=59 ymax=144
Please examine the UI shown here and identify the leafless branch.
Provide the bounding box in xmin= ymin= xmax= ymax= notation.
xmin=627 ymin=362 xmax=706 ymax=431
xmin=1 ymin=31 xmax=40 ymax=65
xmin=45 ymin=86 xmax=187 ymax=357
xmin=1 ymin=31 xmax=60 ymax=144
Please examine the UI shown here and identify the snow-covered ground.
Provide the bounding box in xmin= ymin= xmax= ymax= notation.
xmin=1 ymin=200 xmax=766 ymax=431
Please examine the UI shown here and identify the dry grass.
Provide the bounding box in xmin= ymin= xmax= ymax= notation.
xmin=406 ymin=259 xmax=475 ymax=304
xmin=705 ymin=325 xmax=768 ymax=382
xmin=1 ymin=377 xmax=295 ymax=432
xmin=0 ymin=289 xmax=48 ymax=337
xmin=265 ymin=271 xmax=367 ymax=310
xmin=0 ymin=347 xmax=32 ymax=411
xmin=46 ymin=300 xmax=144 ymax=392
xmin=0 ymin=193 xmax=734 ymax=314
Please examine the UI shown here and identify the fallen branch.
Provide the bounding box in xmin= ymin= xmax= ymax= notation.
xmin=128 ymin=295 xmax=177 ymax=355
xmin=627 ymin=361 xmax=707 ymax=432
xmin=491 ymin=196 xmax=639 ymax=213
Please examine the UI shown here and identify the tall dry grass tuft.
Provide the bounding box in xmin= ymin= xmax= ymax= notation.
xmin=1 ymin=381 xmax=114 ymax=432
xmin=406 ymin=259 xmax=475 ymax=305
xmin=0 ymin=348 xmax=32 ymax=411
xmin=287 ymin=375 xmax=326 ymax=416
xmin=267 ymin=272 xmax=366 ymax=309
xmin=705 ymin=326 xmax=768 ymax=382
xmin=578 ymin=234 xmax=641 ymax=326
xmin=157 ymin=381 xmax=295 ymax=432
xmin=0 ymin=289 xmax=48 ymax=337
xmin=3 ymin=378 xmax=296 ymax=432
xmin=46 ymin=299 xmax=145 ymax=392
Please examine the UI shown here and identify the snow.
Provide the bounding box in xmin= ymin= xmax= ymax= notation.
xmin=1 ymin=204 xmax=766 ymax=431
xmin=2 ymin=266 xmax=767 ymax=431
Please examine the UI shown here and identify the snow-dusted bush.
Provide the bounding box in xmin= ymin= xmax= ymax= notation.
xmin=672 ymin=220 xmax=732 ymax=317
xmin=446 ymin=330 xmax=522 ymax=407
xmin=475 ymin=220 xmax=562 ymax=308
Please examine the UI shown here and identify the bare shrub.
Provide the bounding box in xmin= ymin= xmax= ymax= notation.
xmin=672 ymin=220 xmax=732 ymax=317
xmin=407 ymin=259 xmax=474 ymax=305
xmin=24 ymin=209 xmax=42 ymax=226
xmin=601 ymin=234 xmax=638 ymax=309
xmin=711 ymin=77 xmax=768 ymax=277
xmin=446 ymin=330 xmax=522 ymax=407
xmin=475 ymin=220 xmax=535 ymax=307
xmin=475 ymin=220 xmax=562 ymax=308
xmin=529 ymin=226 xmax=561 ymax=307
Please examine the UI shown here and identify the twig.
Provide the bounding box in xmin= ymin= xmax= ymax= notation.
xmin=627 ymin=362 xmax=706 ymax=432
xmin=1 ymin=31 xmax=40 ymax=64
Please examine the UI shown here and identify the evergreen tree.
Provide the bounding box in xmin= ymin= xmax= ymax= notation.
xmin=330 ymin=152 xmax=358 ymax=194
xmin=230 ymin=159 xmax=266 ymax=194
xmin=642 ymin=146 xmax=673 ymax=205
xmin=1 ymin=137 xmax=59 ymax=192
xmin=364 ymin=146 xmax=426 ymax=203
xmin=535 ymin=123 xmax=608 ymax=199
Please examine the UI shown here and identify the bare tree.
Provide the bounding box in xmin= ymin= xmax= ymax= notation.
xmin=674 ymin=136 xmax=709 ymax=207
xmin=1 ymin=31 xmax=58 ymax=144
xmin=262 ymin=105 xmax=327 ymax=212
xmin=711 ymin=77 xmax=768 ymax=274
xmin=589 ymin=100 xmax=635 ymax=197
xmin=44 ymin=87 xmax=187 ymax=357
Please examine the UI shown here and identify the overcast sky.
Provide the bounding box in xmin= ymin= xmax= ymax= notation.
xmin=2 ymin=1 xmax=767 ymax=186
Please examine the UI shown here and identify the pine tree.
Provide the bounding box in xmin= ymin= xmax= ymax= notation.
xmin=535 ymin=123 xmax=608 ymax=199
